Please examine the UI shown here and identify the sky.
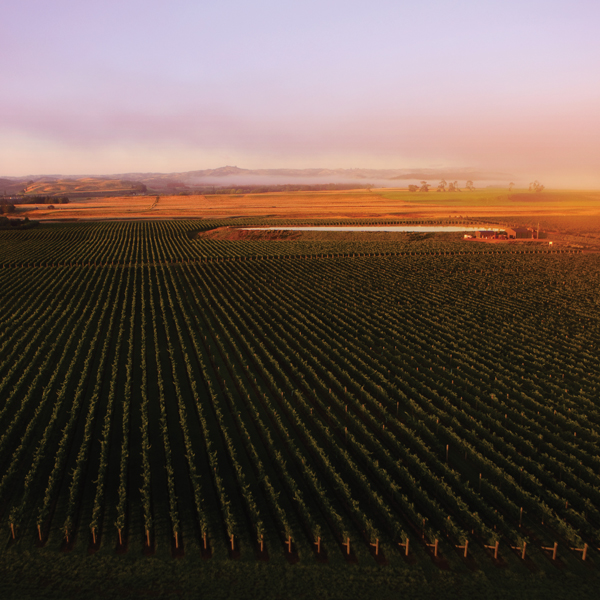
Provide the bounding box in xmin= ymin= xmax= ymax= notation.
xmin=2 ymin=0 xmax=600 ymax=186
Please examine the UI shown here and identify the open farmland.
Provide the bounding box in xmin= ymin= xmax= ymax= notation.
xmin=1 ymin=220 xmax=599 ymax=598
xmin=13 ymin=187 xmax=600 ymax=222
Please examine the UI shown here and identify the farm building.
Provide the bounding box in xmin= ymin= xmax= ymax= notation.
xmin=505 ymin=227 xmax=533 ymax=239
xmin=474 ymin=230 xmax=497 ymax=239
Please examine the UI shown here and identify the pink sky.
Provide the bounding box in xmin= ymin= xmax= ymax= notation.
xmin=2 ymin=0 xmax=599 ymax=187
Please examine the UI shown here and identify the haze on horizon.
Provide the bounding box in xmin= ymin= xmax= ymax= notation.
xmin=2 ymin=0 xmax=599 ymax=188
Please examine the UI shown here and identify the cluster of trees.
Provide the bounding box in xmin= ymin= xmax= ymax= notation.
xmin=0 ymin=203 xmax=15 ymax=214
xmin=0 ymin=216 xmax=34 ymax=229
xmin=529 ymin=180 xmax=545 ymax=192
xmin=407 ymin=180 xmax=545 ymax=193
xmin=408 ymin=180 xmax=475 ymax=192
xmin=15 ymin=196 xmax=69 ymax=204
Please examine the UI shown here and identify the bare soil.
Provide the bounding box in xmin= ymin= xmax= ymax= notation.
xmin=195 ymin=227 xmax=437 ymax=242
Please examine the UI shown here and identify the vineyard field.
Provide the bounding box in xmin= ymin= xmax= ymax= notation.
xmin=0 ymin=220 xmax=599 ymax=598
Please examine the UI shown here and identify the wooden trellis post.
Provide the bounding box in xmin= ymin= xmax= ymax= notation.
xmin=511 ymin=542 xmax=527 ymax=559
xmin=10 ymin=523 xmax=15 ymax=540
xmin=260 ymin=535 xmax=264 ymax=552
xmin=571 ymin=543 xmax=587 ymax=561
xmin=286 ymin=536 xmax=292 ymax=553
xmin=118 ymin=528 xmax=122 ymax=546
xmin=230 ymin=534 xmax=235 ymax=551
xmin=38 ymin=525 xmax=42 ymax=541
xmin=92 ymin=527 xmax=96 ymax=545
xmin=542 ymin=542 xmax=558 ymax=560
xmin=456 ymin=540 xmax=469 ymax=558
xmin=146 ymin=529 xmax=150 ymax=547
xmin=398 ymin=538 xmax=409 ymax=556
xmin=203 ymin=531 xmax=207 ymax=550
xmin=485 ymin=541 xmax=499 ymax=559
xmin=426 ymin=539 xmax=439 ymax=557
xmin=343 ymin=537 xmax=350 ymax=555
xmin=175 ymin=531 xmax=179 ymax=549
xmin=370 ymin=538 xmax=379 ymax=555
xmin=315 ymin=536 xmax=321 ymax=553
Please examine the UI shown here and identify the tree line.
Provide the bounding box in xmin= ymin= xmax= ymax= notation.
xmin=11 ymin=196 xmax=70 ymax=204
xmin=408 ymin=180 xmax=475 ymax=192
xmin=177 ymin=183 xmax=375 ymax=195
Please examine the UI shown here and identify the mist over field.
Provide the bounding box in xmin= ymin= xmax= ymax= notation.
xmin=2 ymin=1 xmax=599 ymax=187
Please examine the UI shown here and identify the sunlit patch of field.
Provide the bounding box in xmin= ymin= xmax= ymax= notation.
xmin=380 ymin=189 xmax=600 ymax=216
xmin=14 ymin=188 xmax=600 ymax=221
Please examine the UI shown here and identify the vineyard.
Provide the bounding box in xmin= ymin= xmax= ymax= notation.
xmin=0 ymin=220 xmax=599 ymax=597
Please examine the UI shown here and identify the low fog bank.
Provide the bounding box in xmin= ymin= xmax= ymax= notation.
xmin=1 ymin=166 xmax=517 ymax=197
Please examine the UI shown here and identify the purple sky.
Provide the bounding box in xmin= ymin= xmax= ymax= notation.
xmin=2 ymin=0 xmax=600 ymax=186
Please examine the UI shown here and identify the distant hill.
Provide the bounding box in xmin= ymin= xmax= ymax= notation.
xmin=1 ymin=166 xmax=512 ymax=198
xmin=0 ymin=176 xmax=147 ymax=198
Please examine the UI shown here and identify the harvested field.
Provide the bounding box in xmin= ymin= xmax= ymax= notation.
xmin=14 ymin=188 xmax=600 ymax=222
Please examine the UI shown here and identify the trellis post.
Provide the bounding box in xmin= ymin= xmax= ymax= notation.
xmin=542 ymin=542 xmax=558 ymax=560
xmin=426 ymin=539 xmax=439 ymax=557
xmin=485 ymin=541 xmax=499 ymax=559
xmin=571 ymin=543 xmax=587 ymax=561
xmin=511 ymin=541 xmax=527 ymax=559
xmin=343 ymin=537 xmax=350 ymax=555
xmin=398 ymin=538 xmax=409 ymax=556
xmin=370 ymin=538 xmax=379 ymax=555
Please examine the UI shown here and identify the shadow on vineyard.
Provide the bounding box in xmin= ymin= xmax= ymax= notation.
xmin=0 ymin=220 xmax=599 ymax=599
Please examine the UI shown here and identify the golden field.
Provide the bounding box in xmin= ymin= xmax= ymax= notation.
xmin=14 ymin=188 xmax=600 ymax=222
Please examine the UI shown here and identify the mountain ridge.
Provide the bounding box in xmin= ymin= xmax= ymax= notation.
xmin=1 ymin=166 xmax=512 ymax=197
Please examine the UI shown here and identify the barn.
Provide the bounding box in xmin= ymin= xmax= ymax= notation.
xmin=505 ymin=227 xmax=533 ymax=239
xmin=474 ymin=230 xmax=497 ymax=239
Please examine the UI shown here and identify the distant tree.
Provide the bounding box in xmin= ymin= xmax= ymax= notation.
xmin=437 ymin=179 xmax=447 ymax=192
xmin=529 ymin=180 xmax=544 ymax=192
xmin=408 ymin=185 xmax=419 ymax=192
xmin=419 ymin=181 xmax=430 ymax=192
xmin=509 ymin=182 xmax=515 ymax=192
xmin=465 ymin=180 xmax=474 ymax=190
